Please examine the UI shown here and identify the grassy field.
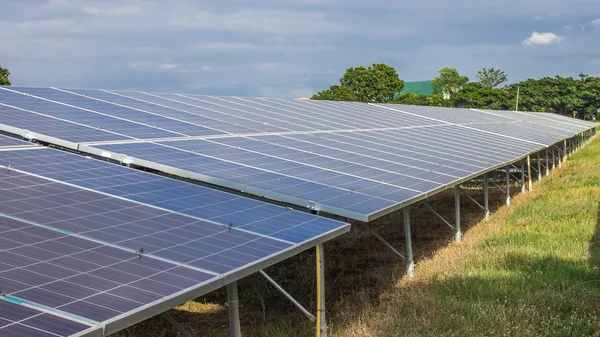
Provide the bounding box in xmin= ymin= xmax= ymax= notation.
xmin=116 ymin=131 xmax=600 ymax=337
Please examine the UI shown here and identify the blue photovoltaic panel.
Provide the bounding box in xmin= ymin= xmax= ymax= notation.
xmin=87 ymin=122 xmax=545 ymax=221
xmin=0 ymin=215 xmax=214 ymax=323
xmin=0 ymin=148 xmax=346 ymax=244
xmin=60 ymin=89 xmax=238 ymax=135
xmin=0 ymin=298 xmax=99 ymax=337
xmin=0 ymin=104 xmax=128 ymax=144
xmin=108 ymin=90 xmax=287 ymax=134
xmin=0 ymin=156 xmax=349 ymax=335
xmin=11 ymin=88 xmax=223 ymax=137
xmin=0 ymin=88 xmax=180 ymax=140
xmin=0 ymin=134 xmax=32 ymax=149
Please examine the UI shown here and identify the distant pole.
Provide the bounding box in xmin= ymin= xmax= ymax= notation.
xmin=515 ymin=86 xmax=520 ymax=112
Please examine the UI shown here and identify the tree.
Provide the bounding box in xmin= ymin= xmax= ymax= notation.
xmin=476 ymin=68 xmax=508 ymax=88
xmin=393 ymin=92 xmax=429 ymax=106
xmin=311 ymin=85 xmax=358 ymax=101
xmin=0 ymin=65 xmax=10 ymax=86
xmin=431 ymin=67 xmax=469 ymax=99
xmin=313 ymin=63 xmax=404 ymax=103
xmin=454 ymin=82 xmax=510 ymax=109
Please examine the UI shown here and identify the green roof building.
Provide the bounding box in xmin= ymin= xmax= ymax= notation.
xmin=402 ymin=80 xmax=434 ymax=95
xmin=392 ymin=80 xmax=434 ymax=100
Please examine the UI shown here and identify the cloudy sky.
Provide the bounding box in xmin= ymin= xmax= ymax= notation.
xmin=1 ymin=0 xmax=599 ymax=97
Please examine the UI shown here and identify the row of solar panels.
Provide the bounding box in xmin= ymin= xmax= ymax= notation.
xmin=0 ymin=137 xmax=349 ymax=336
xmin=0 ymin=87 xmax=595 ymax=336
xmin=0 ymin=87 xmax=594 ymax=222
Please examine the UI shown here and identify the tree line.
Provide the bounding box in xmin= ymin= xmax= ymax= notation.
xmin=312 ymin=64 xmax=600 ymax=120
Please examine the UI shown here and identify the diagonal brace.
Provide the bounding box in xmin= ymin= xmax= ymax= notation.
xmin=162 ymin=312 xmax=193 ymax=337
xmin=490 ymin=178 xmax=507 ymax=195
xmin=361 ymin=223 xmax=406 ymax=260
xmin=457 ymin=186 xmax=485 ymax=211
xmin=259 ymin=270 xmax=316 ymax=322
xmin=423 ymin=203 xmax=455 ymax=230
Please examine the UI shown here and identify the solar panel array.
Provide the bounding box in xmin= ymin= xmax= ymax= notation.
xmin=0 ymin=86 xmax=595 ymax=222
xmin=0 ymin=147 xmax=349 ymax=335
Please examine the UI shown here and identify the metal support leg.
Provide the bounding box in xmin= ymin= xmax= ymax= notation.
xmin=454 ymin=186 xmax=461 ymax=242
xmin=564 ymin=140 xmax=568 ymax=161
xmin=403 ymin=208 xmax=414 ymax=279
xmin=505 ymin=166 xmax=511 ymax=206
xmin=316 ymin=244 xmax=326 ymax=337
xmin=545 ymin=148 xmax=549 ymax=176
xmin=483 ymin=173 xmax=489 ymax=220
xmin=527 ymin=156 xmax=532 ymax=191
xmin=552 ymin=146 xmax=556 ymax=170
xmin=537 ymin=152 xmax=542 ymax=181
xmin=228 ymin=282 xmax=241 ymax=337
xmin=162 ymin=313 xmax=193 ymax=337
xmin=558 ymin=147 xmax=562 ymax=168
xmin=521 ymin=160 xmax=526 ymax=193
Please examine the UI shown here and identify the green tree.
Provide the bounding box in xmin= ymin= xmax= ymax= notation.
xmin=476 ymin=68 xmax=508 ymax=88
xmin=454 ymin=82 xmax=510 ymax=109
xmin=393 ymin=92 xmax=429 ymax=105
xmin=311 ymin=85 xmax=358 ymax=101
xmin=0 ymin=65 xmax=10 ymax=86
xmin=431 ymin=67 xmax=469 ymax=99
xmin=312 ymin=63 xmax=404 ymax=103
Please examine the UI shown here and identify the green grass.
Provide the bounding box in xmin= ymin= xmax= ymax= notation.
xmin=372 ymin=134 xmax=600 ymax=337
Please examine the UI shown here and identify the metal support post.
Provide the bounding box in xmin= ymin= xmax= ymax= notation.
xmin=521 ymin=160 xmax=526 ymax=193
xmin=545 ymin=148 xmax=549 ymax=176
xmin=403 ymin=208 xmax=414 ymax=279
xmin=316 ymin=244 xmax=327 ymax=337
xmin=454 ymin=186 xmax=461 ymax=242
xmin=537 ymin=152 xmax=542 ymax=181
xmin=227 ymin=282 xmax=241 ymax=337
xmin=259 ymin=271 xmax=316 ymax=322
xmin=527 ymin=156 xmax=532 ymax=191
xmin=162 ymin=313 xmax=193 ymax=337
xmin=505 ymin=166 xmax=511 ymax=206
xmin=558 ymin=146 xmax=562 ymax=168
xmin=552 ymin=146 xmax=556 ymax=170
xmin=563 ymin=140 xmax=567 ymax=162
xmin=483 ymin=173 xmax=489 ymax=220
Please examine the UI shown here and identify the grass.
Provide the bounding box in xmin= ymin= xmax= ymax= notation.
xmin=115 ymin=131 xmax=600 ymax=337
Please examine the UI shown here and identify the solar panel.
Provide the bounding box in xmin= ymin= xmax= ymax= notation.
xmin=0 ymin=150 xmax=349 ymax=335
xmin=0 ymin=298 xmax=100 ymax=337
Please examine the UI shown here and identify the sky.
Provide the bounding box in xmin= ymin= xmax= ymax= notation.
xmin=0 ymin=0 xmax=599 ymax=97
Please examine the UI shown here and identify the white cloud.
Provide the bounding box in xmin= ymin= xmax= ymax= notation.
xmin=591 ymin=18 xmax=600 ymax=27
xmin=161 ymin=64 xmax=178 ymax=70
xmin=522 ymin=32 xmax=563 ymax=45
